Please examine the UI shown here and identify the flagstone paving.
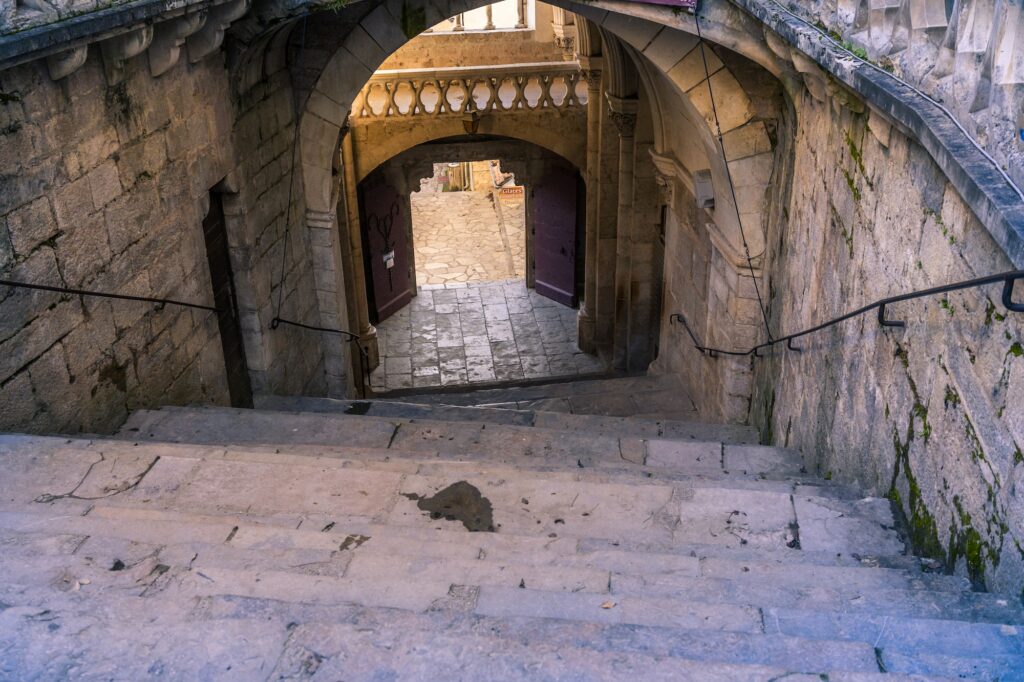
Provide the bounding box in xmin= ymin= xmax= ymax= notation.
xmin=370 ymin=279 xmax=605 ymax=391
xmin=411 ymin=190 xmax=526 ymax=286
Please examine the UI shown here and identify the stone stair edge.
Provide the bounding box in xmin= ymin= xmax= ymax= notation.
xmin=0 ymin=582 xmax=966 ymax=681
xmin=118 ymin=404 xmax=782 ymax=455
xmin=255 ymin=393 xmax=761 ymax=441
xmin=0 ymin=505 xmax=950 ymax=592
xmin=0 ymin=432 xmax=854 ymax=500
xmin=373 ymin=370 xmax=656 ymax=402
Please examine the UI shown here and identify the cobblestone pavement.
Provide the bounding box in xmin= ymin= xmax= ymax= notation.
xmin=411 ymin=190 xmax=526 ymax=286
xmin=370 ymin=279 xmax=605 ymax=391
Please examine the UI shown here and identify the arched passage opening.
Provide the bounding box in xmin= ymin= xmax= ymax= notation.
xmin=245 ymin=0 xmax=794 ymax=406
xmin=354 ymin=135 xmax=597 ymax=391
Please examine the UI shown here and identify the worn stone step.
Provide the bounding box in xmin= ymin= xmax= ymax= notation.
xmin=608 ymin=571 xmax=1024 ymax=624
xmin=0 ymin=586 xmax=939 ymax=681
xmin=0 ymin=499 xmax=975 ymax=615
xmin=760 ymin=606 xmax=1023 ymax=659
xmin=255 ymin=394 xmax=760 ymax=444
xmin=0 ymin=435 xmax=909 ymax=560
xmin=117 ymin=405 xmax=795 ymax=478
xmin=476 ymin=586 xmax=1022 ymax=678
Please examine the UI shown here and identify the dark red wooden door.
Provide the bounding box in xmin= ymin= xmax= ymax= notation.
xmin=361 ymin=176 xmax=413 ymax=322
xmin=532 ymin=166 xmax=578 ymax=306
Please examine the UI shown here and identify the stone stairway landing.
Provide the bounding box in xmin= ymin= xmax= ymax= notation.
xmin=1 ymin=375 xmax=1022 ymax=679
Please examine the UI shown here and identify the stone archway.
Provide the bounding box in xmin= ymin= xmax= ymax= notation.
xmin=288 ymin=0 xmax=794 ymax=398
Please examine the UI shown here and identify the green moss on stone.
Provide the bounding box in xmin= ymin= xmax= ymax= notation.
xmin=1010 ymin=342 xmax=1023 ymax=358
xmin=841 ymin=168 xmax=861 ymax=202
xmin=943 ymin=385 xmax=960 ymax=409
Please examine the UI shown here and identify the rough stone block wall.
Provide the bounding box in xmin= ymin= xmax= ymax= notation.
xmin=753 ymin=95 xmax=1024 ymax=596
xmin=0 ymin=48 xmax=326 ymax=434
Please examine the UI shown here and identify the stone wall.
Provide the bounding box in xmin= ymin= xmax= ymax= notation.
xmin=378 ymin=2 xmax=567 ymax=69
xmin=0 ymin=45 xmax=326 ymax=434
xmin=752 ymin=91 xmax=1024 ymax=595
xmin=787 ymin=0 xmax=1024 ymax=192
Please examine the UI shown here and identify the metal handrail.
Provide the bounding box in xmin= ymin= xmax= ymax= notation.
xmin=670 ymin=270 xmax=1024 ymax=358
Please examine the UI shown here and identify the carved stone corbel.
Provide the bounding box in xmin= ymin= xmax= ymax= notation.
xmin=187 ymin=0 xmax=251 ymax=64
xmin=46 ymin=45 xmax=88 ymax=81
xmin=101 ymin=25 xmax=154 ymax=85
xmin=149 ymin=10 xmax=207 ymax=77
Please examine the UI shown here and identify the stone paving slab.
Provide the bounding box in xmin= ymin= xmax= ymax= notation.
xmin=372 ymin=279 xmax=604 ymax=392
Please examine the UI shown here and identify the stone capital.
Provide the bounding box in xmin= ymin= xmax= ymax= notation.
xmin=580 ymin=68 xmax=602 ymax=89
xmin=605 ymin=94 xmax=638 ymax=137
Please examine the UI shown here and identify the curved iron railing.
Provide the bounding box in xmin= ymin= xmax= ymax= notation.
xmin=670 ymin=270 xmax=1024 ymax=358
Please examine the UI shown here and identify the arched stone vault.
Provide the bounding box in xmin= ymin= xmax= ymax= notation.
xmin=349 ymin=112 xmax=587 ymax=183
xmin=273 ymin=0 xmax=793 ymax=395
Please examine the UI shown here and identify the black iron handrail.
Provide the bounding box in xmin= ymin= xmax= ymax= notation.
xmin=670 ymin=270 xmax=1024 ymax=358
xmin=0 ymin=278 xmax=370 ymax=395
xmin=0 ymin=278 xmax=220 ymax=312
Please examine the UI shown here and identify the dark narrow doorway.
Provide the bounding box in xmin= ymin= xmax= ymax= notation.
xmin=202 ymin=189 xmax=253 ymax=408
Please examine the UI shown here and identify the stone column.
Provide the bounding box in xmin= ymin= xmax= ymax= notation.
xmin=305 ymin=208 xmax=350 ymax=397
xmin=515 ymin=0 xmax=527 ymax=28
xmin=340 ymin=127 xmax=380 ymax=373
xmin=606 ymin=94 xmax=638 ymax=371
xmin=452 ymin=13 xmax=464 ymax=31
xmin=485 ymin=4 xmax=495 ymax=30
xmin=576 ymin=59 xmax=602 ymax=353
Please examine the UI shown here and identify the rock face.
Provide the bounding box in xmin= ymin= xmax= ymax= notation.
xmin=0 ymin=376 xmax=1022 ymax=678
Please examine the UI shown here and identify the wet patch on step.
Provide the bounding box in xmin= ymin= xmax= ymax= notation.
xmin=402 ymin=481 xmax=495 ymax=532
xmin=339 ymin=534 xmax=370 ymax=551
xmin=343 ymin=401 xmax=372 ymax=415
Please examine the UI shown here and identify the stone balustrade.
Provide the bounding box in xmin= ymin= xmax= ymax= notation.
xmin=352 ymin=62 xmax=587 ymax=119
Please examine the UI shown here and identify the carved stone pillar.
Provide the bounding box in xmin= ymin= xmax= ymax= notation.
xmin=577 ymin=60 xmax=603 ymax=353
xmin=340 ymin=127 xmax=380 ymax=374
xmin=452 ymin=13 xmax=464 ymax=31
xmin=606 ymin=94 xmax=638 ymax=371
xmin=485 ymin=4 xmax=495 ymax=30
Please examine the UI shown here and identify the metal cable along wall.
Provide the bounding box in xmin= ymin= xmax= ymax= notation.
xmin=673 ymin=4 xmax=1024 ymax=358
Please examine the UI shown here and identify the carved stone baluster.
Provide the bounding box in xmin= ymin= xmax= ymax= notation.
xmin=513 ymin=74 xmax=527 ymax=110
xmin=539 ymin=73 xmax=554 ymax=109
xmin=438 ymin=79 xmax=452 ymax=114
xmin=515 ymin=0 xmax=527 ymax=28
xmin=385 ymin=80 xmax=399 ymax=117
xmin=485 ymin=4 xmax=494 ymax=30
xmin=452 ymin=13 xmax=464 ymax=31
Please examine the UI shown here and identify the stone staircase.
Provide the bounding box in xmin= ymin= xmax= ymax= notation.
xmin=1 ymin=375 xmax=1022 ymax=679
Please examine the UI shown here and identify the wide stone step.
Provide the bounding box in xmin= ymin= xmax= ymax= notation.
xmin=0 ymin=500 xmax=987 ymax=619
xmin=0 ymin=585 xmax=943 ymax=681
xmin=117 ymin=405 xmax=793 ymax=477
xmin=1 ymin=434 xmax=905 ymax=558
xmin=476 ymin=587 xmax=1022 ymax=678
xmin=255 ymin=394 xmax=760 ymax=444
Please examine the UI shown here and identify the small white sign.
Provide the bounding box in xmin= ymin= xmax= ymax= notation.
xmin=383 ymin=250 xmax=395 ymax=269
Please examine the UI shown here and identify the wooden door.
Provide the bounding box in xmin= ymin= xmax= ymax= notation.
xmin=532 ymin=165 xmax=579 ymax=306
xmin=360 ymin=174 xmax=413 ymax=322
xmin=202 ymin=191 xmax=253 ymax=408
